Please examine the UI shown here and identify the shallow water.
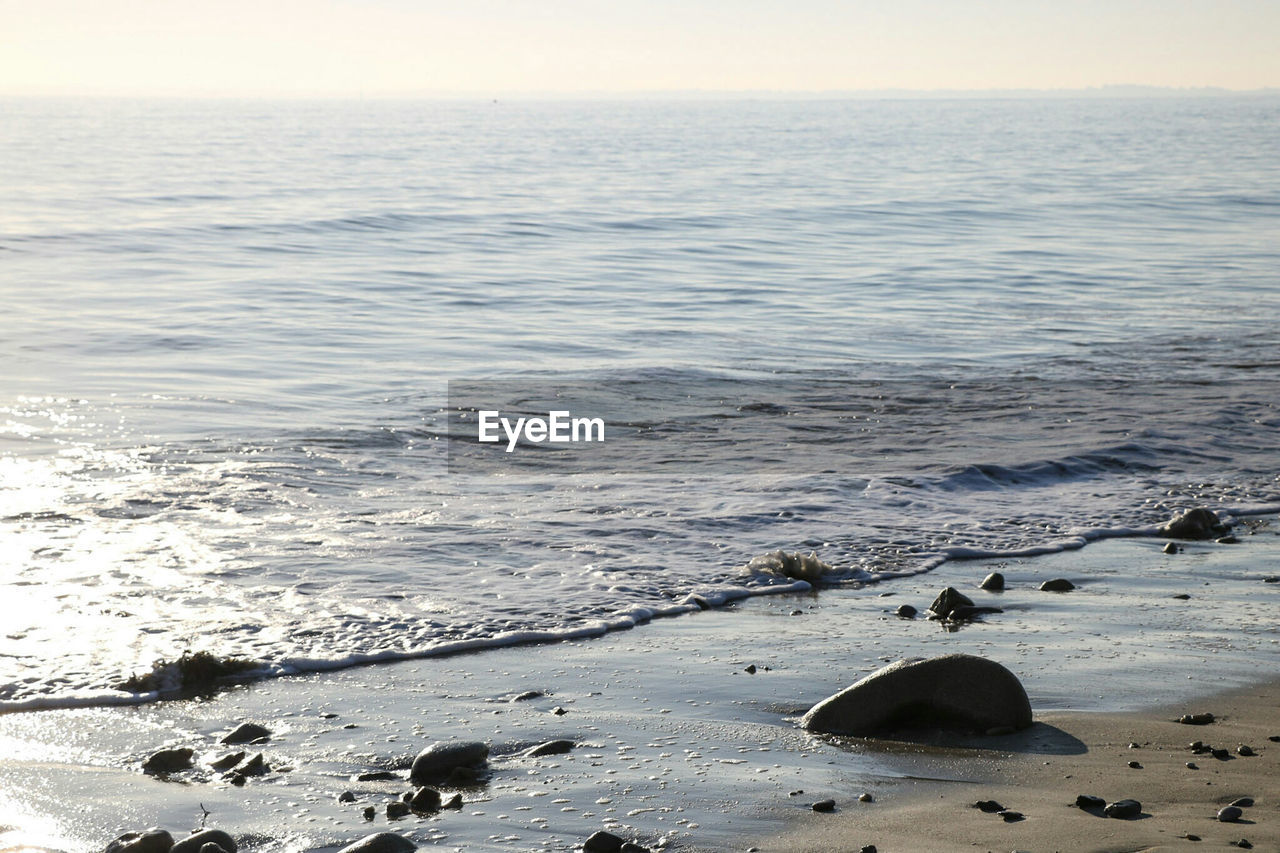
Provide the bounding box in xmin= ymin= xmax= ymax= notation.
xmin=2 ymin=96 xmax=1279 ymax=708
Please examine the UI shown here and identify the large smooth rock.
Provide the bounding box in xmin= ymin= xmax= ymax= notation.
xmin=104 ymin=828 xmax=174 ymax=853
xmin=1159 ymin=508 xmax=1228 ymax=540
xmin=800 ymin=654 xmax=1032 ymax=736
xmin=171 ymin=830 xmax=236 ymax=853
xmin=334 ymin=833 xmax=416 ymax=853
xmin=409 ymin=741 xmax=489 ymax=784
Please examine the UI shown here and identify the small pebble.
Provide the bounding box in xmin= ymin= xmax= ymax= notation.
xmin=895 ymin=604 xmax=917 ymax=618
xmin=973 ymin=800 xmax=1004 ymax=813
xmin=1172 ymin=593 xmax=1191 ymax=600
xmin=1232 ymin=839 xmax=1253 ymax=849
xmin=744 ymin=665 xmax=757 ymax=674
xmin=1039 ymin=578 xmax=1075 ymax=592
xmin=1237 ymin=745 xmax=1256 ymax=756
xmin=1104 ymin=799 xmax=1142 ymax=819
xmin=338 ymin=791 xmax=356 ymax=803
xmin=1213 ymin=748 xmax=1230 ymax=760
xmin=998 ymin=810 xmax=1024 ymax=822
xmin=858 ymin=793 xmax=873 ymax=803
xmin=1128 ymin=742 xmax=1140 ymax=749
xmin=1230 ymin=797 xmax=1254 ymax=808
xmin=361 ymin=807 xmax=375 ymax=821
xmin=1179 ymin=712 xmax=1215 ymax=725
xmin=1128 ymin=761 xmax=1142 ymax=769
xmin=551 ymin=706 xmax=567 ymax=715
xmin=812 ymin=799 xmax=836 ymax=812
xmin=859 ymin=847 xmax=877 ymax=853
xmin=1217 ymin=806 xmax=1243 ymax=822
xmin=386 ymin=801 xmax=410 ymax=820
xmin=1163 ymin=542 xmax=1178 ymax=554
xmin=1075 ymin=795 xmax=1105 ymax=809
xmin=1184 ymin=834 xmax=1201 ymax=841
xmin=1186 ymin=762 xmax=1198 ymax=769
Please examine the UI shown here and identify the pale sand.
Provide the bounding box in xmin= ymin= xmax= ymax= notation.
xmin=752 ymin=679 xmax=1279 ymax=853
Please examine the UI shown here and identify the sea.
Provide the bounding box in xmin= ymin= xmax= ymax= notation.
xmin=2 ymin=95 xmax=1279 ymax=712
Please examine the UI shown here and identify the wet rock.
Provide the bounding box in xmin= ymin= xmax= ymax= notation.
xmin=552 ymin=706 xmax=568 ymax=715
xmin=445 ymin=766 xmax=480 ymax=785
xmin=1218 ymin=806 xmax=1243 ymax=822
xmin=220 ymin=723 xmax=271 ymax=745
xmin=1237 ymin=745 xmax=1256 ymax=756
xmin=1271 ymin=735 xmax=1280 ymax=742
xmin=858 ymin=847 xmax=877 ymax=853
xmin=1189 ymin=740 xmax=1206 ymax=751
xmin=895 ymin=604 xmax=917 ymax=618
xmin=223 ymin=771 xmax=246 ymax=787
xmin=335 ymin=833 xmax=416 ymax=853
xmin=442 ymin=793 xmax=463 ymax=809
xmin=999 ymin=810 xmax=1024 ymax=822
xmin=801 ymin=654 xmax=1032 ymax=736
xmin=1187 ymin=762 xmax=1198 ymax=769
xmin=1163 ymin=542 xmax=1179 ymax=554
xmin=973 ymin=800 xmax=1004 ymax=813
xmin=385 ymin=801 xmax=410 ymax=820
xmin=979 ymin=572 xmax=1004 ymax=591
xmin=1159 ymin=508 xmax=1228 ymax=540
xmin=408 ymin=787 xmax=441 ymax=811
xmin=511 ymin=690 xmax=543 ymax=701
xmin=811 ymin=799 xmax=836 ymax=812
xmin=1039 ymin=578 xmax=1075 ymax=592
xmin=171 ymin=830 xmax=236 ymax=853
xmin=928 ymin=587 xmax=974 ymax=619
xmin=583 ymin=830 xmax=626 ymax=852
xmin=1213 ymin=748 xmax=1231 ymax=760
xmin=409 ymin=741 xmax=489 ymax=785
xmin=619 ymin=844 xmax=650 ymax=853
xmin=1104 ymin=799 xmax=1142 ymax=819
xmin=104 ymin=828 xmax=175 ymax=853
xmin=1231 ymin=839 xmax=1253 ymax=848
xmin=356 ymin=771 xmax=399 ymax=781
xmin=746 ymin=550 xmax=832 ymax=582
xmin=858 ymin=792 xmax=873 ymax=803
xmin=196 ymin=845 xmax=227 ymax=853
xmin=1230 ymin=797 xmax=1254 ymax=808
xmin=1172 ymin=593 xmax=1191 ymax=600
xmin=1075 ymin=794 xmax=1105 ymax=809
xmin=1128 ymin=761 xmax=1142 ymax=769
xmin=361 ymin=807 xmax=375 ymax=821
xmin=744 ymin=664 xmax=757 ymax=674
xmin=1217 ymin=535 xmax=1240 ymax=544
xmin=1265 ymin=577 xmax=1280 ymax=584
xmin=209 ymin=752 xmax=245 ymax=772
xmin=338 ymin=791 xmax=357 ymax=803
xmin=524 ymin=739 xmax=574 ymax=758
xmin=1179 ymin=712 xmax=1215 ymax=725
xmin=945 ymin=605 xmax=1003 ymax=621
xmin=238 ymin=753 xmax=268 ymax=776
xmin=142 ymin=748 xmax=194 ymax=775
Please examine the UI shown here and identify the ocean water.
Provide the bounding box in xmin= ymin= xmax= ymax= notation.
xmin=2 ymin=96 xmax=1279 ymax=710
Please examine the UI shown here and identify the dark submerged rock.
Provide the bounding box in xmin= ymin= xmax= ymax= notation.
xmin=945 ymin=605 xmax=1003 ymax=621
xmin=335 ymin=833 xmax=416 ymax=853
xmin=142 ymin=748 xmax=194 ymax=775
xmin=220 ymin=723 xmax=271 ymax=745
xmin=524 ymin=739 xmax=574 ymax=757
xmin=408 ymin=786 xmax=441 ymax=811
xmin=801 ymin=654 xmax=1032 ymax=736
xmin=104 ymin=828 xmax=174 ymax=853
xmin=171 ymin=830 xmax=236 ymax=853
xmin=928 ymin=587 xmax=974 ymax=619
xmin=744 ymin=664 xmax=757 ymax=674
xmin=511 ymin=690 xmax=543 ymax=701
xmin=1039 ymin=578 xmax=1075 ymax=592
xmin=979 ymin=572 xmax=1005 ymax=591
xmin=409 ymin=741 xmax=489 ymax=785
xmin=1159 ymin=508 xmax=1228 ymax=540
xmin=356 ymin=771 xmax=399 ymax=781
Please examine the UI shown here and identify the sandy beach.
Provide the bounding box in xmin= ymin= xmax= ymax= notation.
xmin=1 ymin=517 xmax=1278 ymax=853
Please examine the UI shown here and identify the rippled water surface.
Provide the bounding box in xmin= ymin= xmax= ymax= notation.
xmin=2 ymin=96 xmax=1278 ymax=707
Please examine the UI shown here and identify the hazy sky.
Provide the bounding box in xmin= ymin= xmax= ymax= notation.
xmin=2 ymin=0 xmax=1278 ymax=96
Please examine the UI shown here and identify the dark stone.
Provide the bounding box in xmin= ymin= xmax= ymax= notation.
xmin=945 ymin=605 xmax=1003 ymax=620
xmin=744 ymin=664 xmax=757 ymax=674
xmin=356 ymin=771 xmax=399 ymax=781
xmin=1104 ymin=799 xmax=1142 ymax=819
xmin=552 ymin=706 xmax=568 ymax=715
xmin=1159 ymin=508 xmax=1228 ymax=540
xmin=1213 ymin=748 xmax=1231 ymax=760
xmin=1233 ymin=839 xmax=1253 ymax=848
xmin=443 ymin=794 xmax=463 ymax=809
xmin=895 ymin=604 xmax=917 ymax=618
xmin=1075 ymin=794 xmax=1105 ymax=809
xmin=801 ymin=654 xmax=1032 ymax=736
xmin=209 ymin=752 xmax=245 ymax=772
xmin=619 ymin=844 xmax=650 ymax=853
xmin=811 ymin=799 xmax=836 ymax=812
xmin=1187 ymin=762 xmax=1198 ymax=769
xmin=859 ymin=848 xmax=877 ymax=853
xmin=1039 ymin=578 xmax=1075 ymax=592
xmin=1230 ymin=797 xmax=1254 ymax=808
xmin=362 ymin=807 xmax=375 ymax=821
xmin=1237 ymin=745 xmax=1256 ymax=756
xmin=385 ymin=801 xmax=410 ymax=820
xmin=408 ymin=787 xmax=441 ymax=811
xmin=142 ymin=748 xmax=195 ymax=775
xmin=858 ymin=792 xmax=873 ymax=803
xmin=1218 ymin=806 xmax=1243 ymax=822
xmin=238 ymin=753 xmax=268 ymax=776
xmin=1172 ymin=593 xmax=1191 ymax=600
xmin=583 ymin=830 xmax=626 ymax=853
xmin=511 ymin=691 xmax=543 ymax=702
xmin=979 ymin=572 xmax=1004 ymax=591
xmin=1128 ymin=761 xmax=1142 ymax=769
xmin=973 ymin=800 xmax=1004 ymax=813
xmin=220 ymin=723 xmax=271 ymax=745
xmin=1265 ymin=577 xmax=1280 ymax=584
xmin=104 ymin=828 xmax=174 ymax=853
xmin=338 ymin=791 xmax=357 ymax=803
xmin=524 ymin=739 xmax=574 ymax=758
xmin=335 ymin=833 xmax=416 ymax=853
xmin=409 ymin=741 xmax=489 ymax=785
xmin=1163 ymin=542 xmax=1178 ymax=554
xmin=197 ymin=844 xmax=228 ymax=853
xmin=928 ymin=587 xmax=974 ymax=619
xmin=999 ymin=810 xmax=1024 ymax=822
xmin=446 ymin=766 xmax=480 ymax=786
xmin=171 ymin=830 xmax=236 ymax=853
xmin=223 ymin=771 xmax=246 ymax=786
xmin=1179 ymin=712 xmax=1215 ymax=725
xmin=1217 ymin=535 xmax=1240 ymax=544
xmin=1189 ymin=740 xmax=1205 ymax=751
xmin=1271 ymin=735 xmax=1280 ymax=742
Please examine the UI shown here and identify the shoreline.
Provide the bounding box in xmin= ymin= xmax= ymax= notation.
xmin=2 ymin=519 xmax=1278 ymax=852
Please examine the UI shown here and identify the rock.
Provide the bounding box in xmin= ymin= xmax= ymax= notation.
xmin=338 ymin=791 xmax=357 ymax=803
xmin=801 ymin=654 xmax=1032 ymax=736
xmin=859 ymin=848 xmax=877 ymax=853
xmin=223 ymin=771 xmax=246 ymax=786
xmin=220 ymin=723 xmax=271 ymax=745
xmin=356 ymin=771 xmax=399 ymax=781
xmin=945 ymin=605 xmax=1003 ymax=620
xmin=409 ymin=741 xmax=489 ymax=785
xmin=1159 ymin=508 xmax=1228 ymax=540
xmin=552 ymin=706 xmax=568 ymax=715
xmin=104 ymin=828 xmax=174 ymax=853
xmin=1128 ymin=761 xmax=1142 ymax=769
xmin=811 ymin=799 xmax=836 ymax=812
xmin=1172 ymin=593 xmax=1191 ymax=600
xmin=408 ymin=787 xmax=441 ymax=811
xmin=979 ymin=572 xmax=1004 ymax=591
xmin=1232 ymin=840 xmax=1253 ymax=849
xmin=583 ymin=830 xmax=626 ymax=853
xmin=895 ymin=604 xmax=917 ymax=618
xmin=197 ymin=844 xmax=228 ymax=853
xmin=238 ymin=753 xmax=268 ymax=776
xmin=1075 ymin=794 xmax=1105 ymax=809
xmin=1163 ymin=542 xmax=1178 ymax=554
xmin=1187 ymin=762 xmax=1198 ymax=769
xmin=1230 ymin=797 xmax=1254 ymax=808
xmin=443 ymin=793 xmax=463 ymax=809
xmin=744 ymin=664 xmax=757 ymax=674
xmin=973 ymin=800 xmax=1004 ymax=813
xmin=1213 ymin=748 xmax=1231 ymax=760
xmin=524 ymin=739 xmax=574 ymax=757
xmin=446 ymin=766 xmax=480 ymax=785
xmin=1104 ymin=799 xmax=1142 ymax=819
xmin=362 ymin=807 xmax=375 ymax=821
xmin=1265 ymin=577 xmax=1280 ymax=584
xmin=858 ymin=792 xmax=873 ymax=803
xmin=335 ymin=833 xmax=416 ymax=853
xmin=746 ymin=550 xmax=832 ymax=582
xmin=209 ymin=752 xmax=245 ymax=772
xmin=1218 ymin=806 xmax=1243 ymax=822
xmin=619 ymin=844 xmax=650 ymax=853
xmin=1237 ymin=745 xmax=1256 ymax=756
xmin=1039 ymin=578 xmax=1075 ymax=592
xmin=928 ymin=587 xmax=974 ymax=619
xmin=385 ymin=801 xmax=410 ymax=819
xmin=142 ymin=748 xmax=195 ymax=775
xmin=171 ymin=830 xmax=236 ymax=853
xmin=1180 ymin=712 xmax=1215 ymax=725
xmin=511 ymin=690 xmax=543 ymax=701
xmin=1217 ymin=535 xmax=1240 ymax=544
xmin=999 ymin=810 xmax=1024 ymax=822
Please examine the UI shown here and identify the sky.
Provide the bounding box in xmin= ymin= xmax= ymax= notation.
xmin=2 ymin=0 xmax=1278 ymax=97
